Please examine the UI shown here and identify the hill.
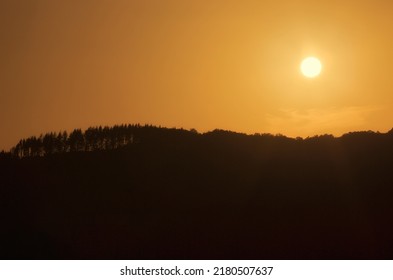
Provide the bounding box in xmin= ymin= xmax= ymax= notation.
xmin=1 ymin=125 xmax=393 ymax=259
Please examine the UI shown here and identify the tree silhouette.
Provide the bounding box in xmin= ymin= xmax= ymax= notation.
xmin=68 ymin=129 xmax=85 ymax=152
xmin=3 ymin=124 xmax=393 ymax=259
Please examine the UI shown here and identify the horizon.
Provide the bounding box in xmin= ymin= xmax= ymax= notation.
xmin=3 ymin=122 xmax=393 ymax=153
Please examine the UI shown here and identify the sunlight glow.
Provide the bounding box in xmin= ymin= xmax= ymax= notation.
xmin=300 ymin=57 xmax=322 ymax=78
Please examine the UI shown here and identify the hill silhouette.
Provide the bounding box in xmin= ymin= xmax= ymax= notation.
xmin=1 ymin=124 xmax=393 ymax=259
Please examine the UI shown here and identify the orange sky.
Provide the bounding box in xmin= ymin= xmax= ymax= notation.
xmin=1 ymin=0 xmax=393 ymax=150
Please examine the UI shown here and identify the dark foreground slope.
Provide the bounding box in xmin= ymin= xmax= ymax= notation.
xmin=1 ymin=127 xmax=393 ymax=259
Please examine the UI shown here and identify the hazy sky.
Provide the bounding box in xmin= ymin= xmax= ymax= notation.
xmin=1 ymin=0 xmax=393 ymax=150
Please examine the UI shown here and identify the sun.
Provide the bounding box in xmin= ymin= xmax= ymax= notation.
xmin=300 ymin=57 xmax=322 ymax=78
